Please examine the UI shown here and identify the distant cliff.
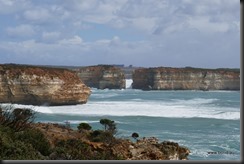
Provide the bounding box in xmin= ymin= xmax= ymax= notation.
xmin=0 ymin=64 xmax=91 ymax=106
xmin=132 ymin=67 xmax=240 ymax=91
xmin=75 ymin=65 xmax=125 ymax=89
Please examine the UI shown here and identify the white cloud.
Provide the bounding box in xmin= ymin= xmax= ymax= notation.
xmin=1 ymin=0 xmax=14 ymax=6
xmin=6 ymin=24 xmax=35 ymax=37
xmin=23 ymin=8 xmax=51 ymax=23
xmin=49 ymin=5 xmax=71 ymax=21
xmin=61 ymin=0 xmax=127 ymax=24
xmin=42 ymin=31 xmax=60 ymax=42
xmin=58 ymin=35 xmax=83 ymax=45
xmin=0 ymin=27 xmax=239 ymax=68
xmin=109 ymin=36 xmax=121 ymax=46
xmin=0 ymin=0 xmax=240 ymax=68
xmin=188 ymin=16 xmax=232 ymax=33
xmin=129 ymin=17 xmax=158 ymax=33
xmin=73 ymin=21 xmax=93 ymax=30
xmin=0 ymin=0 xmax=31 ymax=14
xmin=111 ymin=0 xmax=240 ymax=35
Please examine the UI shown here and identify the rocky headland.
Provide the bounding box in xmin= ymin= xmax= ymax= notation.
xmin=75 ymin=65 xmax=125 ymax=89
xmin=0 ymin=64 xmax=91 ymax=106
xmin=32 ymin=122 xmax=190 ymax=160
xmin=132 ymin=67 xmax=240 ymax=91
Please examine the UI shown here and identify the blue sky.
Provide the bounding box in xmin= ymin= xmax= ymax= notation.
xmin=0 ymin=0 xmax=240 ymax=68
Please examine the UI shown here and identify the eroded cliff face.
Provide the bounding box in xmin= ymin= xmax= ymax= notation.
xmin=0 ymin=64 xmax=91 ymax=105
xmin=132 ymin=67 xmax=240 ymax=91
xmin=76 ymin=65 xmax=125 ymax=89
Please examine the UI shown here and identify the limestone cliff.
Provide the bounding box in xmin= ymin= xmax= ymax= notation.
xmin=132 ymin=67 xmax=240 ymax=91
xmin=0 ymin=64 xmax=91 ymax=105
xmin=75 ymin=65 xmax=125 ymax=89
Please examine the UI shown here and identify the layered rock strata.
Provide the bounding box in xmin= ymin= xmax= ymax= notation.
xmin=132 ymin=67 xmax=240 ymax=91
xmin=0 ymin=64 xmax=91 ymax=105
xmin=75 ymin=65 xmax=125 ymax=89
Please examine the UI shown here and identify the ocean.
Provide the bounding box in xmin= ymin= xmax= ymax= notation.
xmin=2 ymin=79 xmax=240 ymax=160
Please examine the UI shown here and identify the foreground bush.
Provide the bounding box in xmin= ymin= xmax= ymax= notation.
xmin=51 ymin=138 xmax=123 ymax=160
xmin=0 ymin=105 xmax=36 ymax=132
xmin=14 ymin=128 xmax=51 ymax=156
xmin=0 ymin=125 xmax=43 ymax=160
xmin=0 ymin=105 xmax=50 ymax=159
xmin=0 ymin=107 xmax=122 ymax=160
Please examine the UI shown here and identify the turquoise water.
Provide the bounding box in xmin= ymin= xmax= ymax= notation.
xmin=3 ymin=87 xmax=240 ymax=160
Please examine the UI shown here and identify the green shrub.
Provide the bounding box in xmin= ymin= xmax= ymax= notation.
xmin=14 ymin=128 xmax=51 ymax=156
xmin=0 ymin=126 xmax=43 ymax=159
xmin=90 ymin=130 xmax=115 ymax=144
xmin=132 ymin=132 xmax=139 ymax=140
xmin=0 ymin=105 xmax=36 ymax=132
xmin=52 ymin=139 xmax=91 ymax=160
xmin=52 ymin=138 xmax=123 ymax=160
xmin=77 ymin=122 xmax=92 ymax=132
xmin=99 ymin=118 xmax=117 ymax=135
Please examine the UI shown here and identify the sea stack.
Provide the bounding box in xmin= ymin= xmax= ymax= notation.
xmin=75 ymin=65 xmax=125 ymax=89
xmin=0 ymin=64 xmax=91 ymax=106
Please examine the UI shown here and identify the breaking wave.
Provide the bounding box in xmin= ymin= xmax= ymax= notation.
xmin=3 ymin=98 xmax=239 ymax=120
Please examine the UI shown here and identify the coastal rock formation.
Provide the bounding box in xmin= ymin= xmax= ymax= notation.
xmin=132 ymin=67 xmax=240 ymax=91
xmin=34 ymin=122 xmax=190 ymax=160
xmin=0 ymin=64 xmax=91 ymax=106
xmin=111 ymin=137 xmax=190 ymax=160
xmin=75 ymin=65 xmax=125 ymax=89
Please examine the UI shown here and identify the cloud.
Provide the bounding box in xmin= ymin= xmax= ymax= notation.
xmin=188 ymin=16 xmax=234 ymax=33
xmin=111 ymin=0 xmax=239 ymax=35
xmin=23 ymin=8 xmax=52 ymax=23
xmin=58 ymin=35 xmax=83 ymax=45
xmin=0 ymin=0 xmax=240 ymax=68
xmin=6 ymin=24 xmax=35 ymax=37
xmin=0 ymin=0 xmax=31 ymax=14
xmin=0 ymin=28 xmax=239 ymax=68
xmin=42 ymin=31 xmax=60 ymax=42
xmin=59 ymin=0 xmax=123 ymax=24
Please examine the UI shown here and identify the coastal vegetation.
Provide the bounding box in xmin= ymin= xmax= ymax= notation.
xmin=0 ymin=105 xmax=190 ymax=160
xmin=0 ymin=105 xmax=122 ymax=160
xmin=0 ymin=105 xmax=50 ymax=159
xmin=132 ymin=132 xmax=139 ymax=140
xmin=77 ymin=122 xmax=92 ymax=132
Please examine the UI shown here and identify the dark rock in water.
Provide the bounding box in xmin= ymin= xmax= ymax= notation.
xmin=0 ymin=64 xmax=91 ymax=106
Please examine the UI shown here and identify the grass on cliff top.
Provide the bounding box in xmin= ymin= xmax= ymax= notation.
xmin=0 ymin=63 xmax=71 ymax=72
xmin=0 ymin=63 xmax=83 ymax=84
xmin=136 ymin=66 xmax=240 ymax=73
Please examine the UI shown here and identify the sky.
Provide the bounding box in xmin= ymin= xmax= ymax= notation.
xmin=0 ymin=0 xmax=240 ymax=68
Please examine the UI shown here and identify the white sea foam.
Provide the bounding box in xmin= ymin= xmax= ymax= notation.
xmin=1 ymin=91 xmax=239 ymax=120
xmin=91 ymin=93 xmax=119 ymax=98
xmin=126 ymin=79 xmax=133 ymax=89
xmin=67 ymin=120 xmax=99 ymax=124
xmin=172 ymin=98 xmax=218 ymax=105
xmin=21 ymin=100 xmax=239 ymax=120
xmin=0 ymin=103 xmax=54 ymax=113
